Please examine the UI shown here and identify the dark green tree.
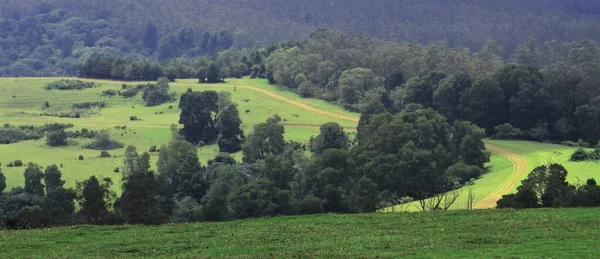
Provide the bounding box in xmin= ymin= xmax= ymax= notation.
xmin=178 ymin=90 xmax=219 ymax=144
xmin=433 ymin=73 xmax=472 ymax=122
xmin=24 ymin=163 xmax=45 ymax=196
xmin=76 ymin=176 xmax=115 ymax=224
xmin=46 ymin=130 xmax=68 ymax=147
xmin=242 ymin=115 xmax=285 ymax=163
xmin=206 ymin=63 xmax=223 ymax=83
xmin=217 ymin=104 xmax=244 ymax=153
xmin=43 ymin=165 xmax=65 ymax=191
xmin=310 ymin=122 xmax=349 ymax=154
xmin=460 ymin=77 xmax=507 ymax=133
xmin=404 ymin=77 xmax=433 ymax=107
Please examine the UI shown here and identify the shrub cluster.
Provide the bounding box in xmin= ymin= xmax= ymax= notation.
xmin=84 ymin=131 xmax=124 ymax=150
xmin=45 ymin=80 xmax=97 ymax=90
xmin=72 ymin=102 xmax=107 ymax=109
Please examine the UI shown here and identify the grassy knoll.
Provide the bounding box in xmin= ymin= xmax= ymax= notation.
xmin=0 ymin=77 xmax=359 ymax=191
xmin=1 ymin=208 xmax=599 ymax=258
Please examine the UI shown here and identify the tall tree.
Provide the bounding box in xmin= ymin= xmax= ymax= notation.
xmin=24 ymin=163 xmax=44 ymax=196
xmin=178 ymin=90 xmax=220 ymax=144
xmin=460 ymin=77 xmax=507 ymax=133
xmin=242 ymin=115 xmax=286 ymax=163
xmin=217 ymin=104 xmax=244 ymax=153
xmin=116 ymin=147 xmax=166 ymax=224
xmin=310 ymin=122 xmax=349 ymax=154
xmin=76 ymin=176 xmax=115 ymax=224
xmin=44 ymin=165 xmax=65 ymax=191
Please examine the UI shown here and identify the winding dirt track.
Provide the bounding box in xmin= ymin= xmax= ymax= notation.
xmin=475 ymin=144 xmax=529 ymax=209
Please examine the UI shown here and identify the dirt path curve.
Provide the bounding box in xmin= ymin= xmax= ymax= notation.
xmin=22 ymin=77 xmax=360 ymax=123
xmin=177 ymin=83 xmax=360 ymax=123
xmin=474 ymin=143 xmax=529 ymax=209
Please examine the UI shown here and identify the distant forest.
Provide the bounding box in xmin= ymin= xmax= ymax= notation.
xmin=2 ymin=0 xmax=600 ymax=54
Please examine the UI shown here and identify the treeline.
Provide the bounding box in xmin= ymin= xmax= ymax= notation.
xmin=0 ymin=5 xmax=233 ymax=77
xmin=497 ymin=164 xmax=600 ymax=208
xmin=0 ymin=91 xmax=490 ymax=228
xmin=76 ymin=28 xmax=600 ymax=144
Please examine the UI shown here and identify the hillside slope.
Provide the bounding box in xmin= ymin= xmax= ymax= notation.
xmin=1 ymin=208 xmax=599 ymax=258
xmin=2 ymin=0 xmax=600 ymax=52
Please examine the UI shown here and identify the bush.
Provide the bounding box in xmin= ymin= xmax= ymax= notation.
xmin=119 ymin=84 xmax=145 ymax=98
xmin=129 ymin=116 xmax=140 ymax=121
xmin=45 ymin=80 xmax=96 ymax=90
xmin=446 ymin=163 xmax=484 ymax=183
xmin=13 ymin=160 xmax=23 ymax=167
xmin=114 ymin=167 xmax=120 ymax=173
xmin=78 ymin=155 xmax=84 ymax=160
xmin=494 ymin=123 xmax=523 ymax=140
xmin=245 ymin=109 xmax=250 ymax=113
xmin=99 ymin=151 xmax=111 ymax=158
xmin=148 ymin=146 xmax=158 ymax=152
xmin=142 ymin=78 xmax=174 ymax=106
xmin=72 ymin=102 xmax=107 ymax=109
xmin=101 ymin=89 xmax=117 ymax=97
xmin=46 ymin=130 xmax=69 ymax=147
xmin=85 ymin=131 xmax=124 ymax=150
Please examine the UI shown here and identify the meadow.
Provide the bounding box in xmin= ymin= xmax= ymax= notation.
xmin=2 ymin=77 xmax=599 ymax=209
xmin=1 ymin=208 xmax=599 ymax=258
xmin=390 ymin=140 xmax=600 ymax=211
xmin=0 ymin=77 xmax=359 ymax=191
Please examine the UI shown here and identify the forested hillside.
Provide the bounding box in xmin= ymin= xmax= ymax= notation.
xmin=2 ymin=0 xmax=600 ymax=53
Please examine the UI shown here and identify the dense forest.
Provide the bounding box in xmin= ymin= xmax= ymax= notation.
xmin=2 ymin=0 xmax=600 ymax=54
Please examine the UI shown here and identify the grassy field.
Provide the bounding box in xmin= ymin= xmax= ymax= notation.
xmin=389 ymin=140 xmax=600 ymax=211
xmin=1 ymin=208 xmax=599 ymax=258
xmin=0 ymin=77 xmax=359 ymax=191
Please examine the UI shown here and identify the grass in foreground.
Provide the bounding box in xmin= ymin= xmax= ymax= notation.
xmin=1 ymin=208 xmax=599 ymax=258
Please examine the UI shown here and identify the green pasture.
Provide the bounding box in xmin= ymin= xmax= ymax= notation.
xmin=1 ymin=208 xmax=599 ymax=258
xmin=0 ymin=77 xmax=358 ymax=191
xmin=389 ymin=139 xmax=600 ymax=211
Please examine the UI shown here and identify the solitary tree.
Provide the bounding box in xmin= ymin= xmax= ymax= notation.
xmin=178 ymin=91 xmax=220 ymax=144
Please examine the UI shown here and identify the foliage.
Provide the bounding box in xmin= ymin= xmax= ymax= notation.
xmin=84 ymin=131 xmax=124 ymax=150
xmin=46 ymin=130 xmax=68 ymax=147
xmin=45 ymin=80 xmax=96 ymax=90
xmin=242 ymin=115 xmax=285 ymax=163
xmin=141 ymin=78 xmax=175 ymax=106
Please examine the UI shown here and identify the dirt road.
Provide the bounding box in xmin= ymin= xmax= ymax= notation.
xmin=474 ymin=143 xmax=529 ymax=209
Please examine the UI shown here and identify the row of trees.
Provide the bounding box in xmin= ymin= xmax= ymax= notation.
xmin=0 ymin=100 xmax=490 ymax=228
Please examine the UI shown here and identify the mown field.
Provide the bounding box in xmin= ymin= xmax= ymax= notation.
xmin=0 ymin=77 xmax=359 ymax=191
xmin=1 ymin=208 xmax=599 ymax=258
